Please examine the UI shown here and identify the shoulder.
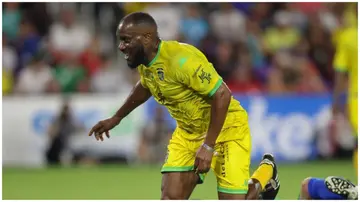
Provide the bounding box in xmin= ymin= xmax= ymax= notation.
xmin=169 ymin=41 xmax=206 ymax=63
xmin=160 ymin=41 xmax=190 ymax=66
xmin=137 ymin=64 xmax=146 ymax=74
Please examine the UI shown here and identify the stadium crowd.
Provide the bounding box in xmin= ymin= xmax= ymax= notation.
xmin=2 ymin=2 xmax=357 ymax=96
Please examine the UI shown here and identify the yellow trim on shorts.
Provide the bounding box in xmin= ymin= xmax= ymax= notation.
xmin=217 ymin=187 xmax=248 ymax=194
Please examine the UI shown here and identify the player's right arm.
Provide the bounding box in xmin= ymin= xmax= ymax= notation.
xmin=88 ymin=81 xmax=152 ymax=141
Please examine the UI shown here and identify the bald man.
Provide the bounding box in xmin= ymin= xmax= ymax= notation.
xmin=89 ymin=12 xmax=280 ymax=200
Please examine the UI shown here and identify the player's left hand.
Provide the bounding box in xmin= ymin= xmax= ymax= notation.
xmin=194 ymin=144 xmax=214 ymax=174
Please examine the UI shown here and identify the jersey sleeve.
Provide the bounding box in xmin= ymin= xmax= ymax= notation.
xmin=139 ymin=75 xmax=148 ymax=89
xmin=174 ymin=56 xmax=223 ymax=97
xmin=333 ymin=33 xmax=349 ymax=73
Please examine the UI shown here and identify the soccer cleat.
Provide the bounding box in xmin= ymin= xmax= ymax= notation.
xmin=325 ymin=176 xmax=358 ymax=200
xmin=259 ymin=153 xmax=280 ymax=200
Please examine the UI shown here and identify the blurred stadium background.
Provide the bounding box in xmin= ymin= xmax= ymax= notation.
xmin=2 ymin=2 xmax=358 ymax=199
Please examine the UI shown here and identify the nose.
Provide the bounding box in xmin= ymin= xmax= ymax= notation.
xmin=118 ymin=42 xmax=126 ymax=52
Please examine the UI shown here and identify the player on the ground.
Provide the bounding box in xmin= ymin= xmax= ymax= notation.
xmin=88 ymin=12 xmax=279 ymax=200
xmin=298 ymin=176 xmax=358 ymax=200
xmin=332 ymin=8 xmax=358 ymax=176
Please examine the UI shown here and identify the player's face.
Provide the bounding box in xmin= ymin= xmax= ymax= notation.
xmin=117 ymin=25 xmax=147 ymax=69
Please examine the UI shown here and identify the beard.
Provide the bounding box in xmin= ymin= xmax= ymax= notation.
xmin=127 ymin=44 xmax=147 ymax=69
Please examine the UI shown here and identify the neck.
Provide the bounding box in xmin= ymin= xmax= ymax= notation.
xmin=146 ymin=38 xmax=161 ymax=66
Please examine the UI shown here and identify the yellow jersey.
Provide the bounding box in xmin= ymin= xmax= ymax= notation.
xmin=333 ymin=26 xmax=358 ymax=103
xmin=333 ymin=26 xmax=358 ymax=133
xmin=138 ymin=40 xmax=248 ymax=141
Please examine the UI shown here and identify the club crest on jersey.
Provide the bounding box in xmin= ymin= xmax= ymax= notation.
xmin=157 ymin=68 xmax=164 ymax=81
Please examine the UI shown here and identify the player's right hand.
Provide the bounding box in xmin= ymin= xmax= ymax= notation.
xmin=88 ymin=117 xmax=121 ymax=141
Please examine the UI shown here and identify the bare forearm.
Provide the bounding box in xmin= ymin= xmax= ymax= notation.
xmin=113 ymin=81 xmax=152 ymax=119
xmin=333 ymin=72 xmax=347 ymax=113
xmin=204 ymin=84 xmax=231 ymax=147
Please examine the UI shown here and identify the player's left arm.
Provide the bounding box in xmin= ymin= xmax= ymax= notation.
xmin=175 ymin=56 xmax=231 ymax=173
xmin=332 ymin=34 xmax=349 ymax=115
xmin=204 ymin=83 xmax=231 ymax=147
xmin=174 ymin=57 xmax=231 ymax=147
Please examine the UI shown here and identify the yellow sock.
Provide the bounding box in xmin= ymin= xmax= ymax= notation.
xmin=353 ymin=149 xmax=358 ymax=177
xmin=251 ymin=164 xmax=273 ymax=190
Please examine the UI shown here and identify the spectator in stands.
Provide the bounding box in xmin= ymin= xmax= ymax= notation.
xmin=248 ymin=3 xmax=274 ymax=30
xmin=232 ymin=2 xmax=254 ymax=15
xmin=263 ymin=10 xmax=301 ymax=56
xmin=49 ymin=6 xmax=92 ymax=63
xmin=4 ymin=2 xmax=350 ymax=96
xmin=2 ymin=2 xmax=22 ymax=42
xmin=245 ymin=19 xmax=266 ymax=70
xmin=144 ymin=3 xmax=182 ymax=40
xmin=293 ymin=2 xmax=324 ymax=15
xmin=267 ymin=51 xmax=301 ymax=94
xmin=22 ymin=3 xmax=52 ymax=37
xmin=2 ymin=34 xmax=17 ymax=75
xmin=280 ymin=3 xmax=308 ymax=31
xmin=306 ymin=15 xmax=334 ymax=87
xmin=213 ymin=40 xmax=235 ymax=81
xmin=15 ymin=52 xmax=58 ymax=95
xmin=53 ymin=56 xmax=89 ymax=93
xmin=227 ymin=49 xmax=263 ymax=93
xmin=180 ymin=4 xmax=209 ymax=46
xmin=91 ymin=55 xmax=132 ymax=93
xmin=16 ymin=20 xmax=42 ymax=73
xmin=267 ymin=39 xmax=328 ymax=94
xmin=80 ymin=36 xmax=103 ymax=77
xmin=209 ymin=3 xmax=247 ymax=42
xmin=290 ymin=37 xmax=328 ymax=93
xmin=2 ymin=70 xmax=13 ymax=96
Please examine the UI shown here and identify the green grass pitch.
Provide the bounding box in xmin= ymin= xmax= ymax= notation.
xmin=3 ymin=159 xmax=356 ymax=200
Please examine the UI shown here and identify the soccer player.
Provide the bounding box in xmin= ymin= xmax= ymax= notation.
xmin=298 ymin=176 xmax=358 ymax=200
xmin=332 ymin=10 xmax=358 ymax=176
xmin=88 ymin=12 xmax=279 ymax=200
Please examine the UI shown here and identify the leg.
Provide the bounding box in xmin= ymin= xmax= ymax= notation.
xmin=299 ymin=177 xmax=313 ymax=199
xmin=215 ymin=141 xmax=248 ymax=199
xmin=213 ymin=128 xmax=251 ymax=200
xmin=218 ymin=191 xmax=246 ymax=200
xmin=160 ymin=128 xmax=205 ymax=199
xmin=349 ymin=98 xmax=358 ymax=176
xmin=161 ymin=171 xmax=198 ymax=199
xmin=299 ymin=177 xmax=354 ymax=200
xmin=247 ymin=153 xmax=280 ymax=200
xmin=354 ymin=147 xmax=358 ymax=176
xmin=246 ymin=178 xmax=262 ymax=200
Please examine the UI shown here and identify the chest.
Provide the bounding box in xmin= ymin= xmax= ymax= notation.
xmin=141 ymin=67 xmax=184 ymax=101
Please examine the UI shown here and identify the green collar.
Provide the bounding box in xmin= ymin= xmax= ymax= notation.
xmin=147 ymin=40 xmax=162 ymax=67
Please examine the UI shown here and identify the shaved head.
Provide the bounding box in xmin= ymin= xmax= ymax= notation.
xmin=117 ymin=12 xmax=158 ymax=38
xmin=116 ymin=12 xmax=160 ymax=69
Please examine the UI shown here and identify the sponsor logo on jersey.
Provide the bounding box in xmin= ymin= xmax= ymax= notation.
xmin=198 ymin=68 xmax=211 ymax=84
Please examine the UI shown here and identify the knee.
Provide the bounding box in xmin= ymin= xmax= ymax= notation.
xmin=161 ymin=186 xmax=183 ymax=200
xmin=161 ymin=191 xmax=183 ymax=200
xmin=300 ymin=177 xmax=312 ymax=200
xmin=245 ymin=179 xmax=261 ymax=200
